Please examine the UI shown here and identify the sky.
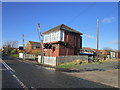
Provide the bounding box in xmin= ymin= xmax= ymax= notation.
xmin=2 ymin=2 xmax=118 ymax=50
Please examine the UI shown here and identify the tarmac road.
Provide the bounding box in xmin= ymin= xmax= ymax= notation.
xmin=1 ymin=54 xmax=116 ymax=89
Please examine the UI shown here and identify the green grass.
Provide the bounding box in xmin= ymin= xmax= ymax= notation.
xmin=56 ymin=62 xmax=81 ymax=69
xmin=7 ymin=53 xmax=19 ymax=58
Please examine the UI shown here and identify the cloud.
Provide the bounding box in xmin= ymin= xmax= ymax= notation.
xmin=110 ymin=40 xmax=120 ymax=44
xmin=83 ymin=34 xmax=96 ymax=39
xmin=102 ymin=17 xmax=115 ymax=24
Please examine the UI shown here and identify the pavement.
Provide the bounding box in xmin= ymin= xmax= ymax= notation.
xmin=1 ymin=54 xmax=118 ymax=89
xmin=62 ymin=69 xmax=119 ymax=88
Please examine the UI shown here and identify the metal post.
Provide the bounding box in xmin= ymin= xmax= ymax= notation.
xmin=22 ymin=34 xmax=25 ymax=60
xmin=96 ymin=19 xmax=99 ymax=61
xmin=37 ymin=24 xmax=44 ymax=64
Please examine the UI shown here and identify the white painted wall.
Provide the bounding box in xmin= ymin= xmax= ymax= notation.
xmin=43 ymin=30 xmax=64 ymax=43
xmin=19 ymin=53 xmax=35 ymax=60
xmin=38 ymin=55 xmax=56 ymax=66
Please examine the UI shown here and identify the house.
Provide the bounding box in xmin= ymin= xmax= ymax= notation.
xmin=25 ymin=41 xmax=41 ymax=54
xmin=43 ymin=24 xmax=83 ymax=57
xmin=81 ymin=47 xmax=102 ymax=54
xmin=101 ymin=50 xmax=110 ymax=55
xmin=80 ymin=47 xmax=107 ymax=60
xmin=80 ymin=47 xmax=96 ymax=60
xmin=100 ymin=49 xmax=117 ymax=59
xmin=115 ymin=51 xmax=120 ymax=59
xmin=80 ymin=47 xmax=96 ymax=54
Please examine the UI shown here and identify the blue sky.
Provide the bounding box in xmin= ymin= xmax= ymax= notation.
xmin=2 ymin=2 xmax=118 ymax=50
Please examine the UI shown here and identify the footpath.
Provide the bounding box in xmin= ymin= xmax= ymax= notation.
xmin=62 ymin=69 xmax=119 ymax=88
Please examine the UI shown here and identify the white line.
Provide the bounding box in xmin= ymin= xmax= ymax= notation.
xmin=2 ymin=61 xmax=9 ymax=70
xmin=31 ymin=86 xmax=37 ymax=90
xmin=0 ymin=69 xmax=7 ymax=70
xmin=2 ymin=60 xmax=16 ymax=73
xmin=12 ymin=74 xmax=27 ymax=88
xmin=1 ymin=60 xmax=28 ymax=89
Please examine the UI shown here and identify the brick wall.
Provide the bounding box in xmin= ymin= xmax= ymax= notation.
xmin=25 ymin=42 xmax=32 ymax=53
xmin=44 ymin=44 xmax=59 ymax=57
xmin=44 ymin=31 xmax=82 ymax=57
xmin=59 ymin=31 xmax=82 ymax=56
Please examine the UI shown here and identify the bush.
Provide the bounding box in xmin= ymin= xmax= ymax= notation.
xmin=18 ymin=50 xmax=23 ymax=53
xmin=72 ymin=59 xmax=82 ymax=65
xmin=11 ymin=49 xmax=16 ymax=54
xmin=30 ymin=49 xmax=42 ymax=55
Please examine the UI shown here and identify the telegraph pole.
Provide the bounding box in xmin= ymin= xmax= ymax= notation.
xmin=37 ymin=24 xmax=44 ymax=64
xmin=96 ymin=19 xmax=99 ymax=61
xmin=22 ymin=34 xmax=25 ymax=60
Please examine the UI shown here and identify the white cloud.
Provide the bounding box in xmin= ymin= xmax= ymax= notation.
xmin=83 ymin=34 xmax=96 ymax=39
xmin=102 ymin=17 xmax=115 ymax=24
xmin=110 ymin=40 xmax=120 ymax=44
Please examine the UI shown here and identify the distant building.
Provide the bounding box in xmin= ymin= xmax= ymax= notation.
xmin=100 ymin=49 xmax=120 ymax=59
xmin=81 ymin=47 xmax=102 ymax=54
xmin=25 ymin=41 xmax=41 ymax=54
xmin=80 ymin=47 xmax=107 ymax=60
xmin=80 ymin=47 xmax=96 ymax=54
xmin=43 ymin=24 xmax=83 ymax=57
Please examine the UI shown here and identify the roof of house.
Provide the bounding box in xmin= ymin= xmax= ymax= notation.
xmin=82 ymin=47 xmax=101 ymax=53
xmin=28 ymin=41 xmax=41 ymax=47
xmin=43 ymin=24 xmax=83 ymax=35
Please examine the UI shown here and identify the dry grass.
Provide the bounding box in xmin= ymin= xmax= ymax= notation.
xmin=57 ymin=58 xmax=120 ymax=69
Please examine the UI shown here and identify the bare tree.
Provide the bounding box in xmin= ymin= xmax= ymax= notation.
xmin=2 ymin=41 xmax=18 ymax=53
xmin=102 ymin=47 xmax=113 ymax=51
xmin=102 ymin=47 xmax=114 ymax=55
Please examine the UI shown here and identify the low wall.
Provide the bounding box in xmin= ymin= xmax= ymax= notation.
xmin=38 ymin=56 xmax=56 ymax=66
xmin=38 ymin=55 xmax=88 ymax=66
xmin=19 ymin=53 xmax=35 ymax=60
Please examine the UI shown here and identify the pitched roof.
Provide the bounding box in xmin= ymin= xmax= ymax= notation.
xmin=43 ymin=24 xmax=83 ymax=35
xmin=28 ymin=41 xmax=41 ymax=47
xmin=82 ymin=47 xmax=101 ymax=52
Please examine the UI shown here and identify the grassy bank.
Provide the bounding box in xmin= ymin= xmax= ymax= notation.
xmin=56 ymin=59 xmax=120 ymax=69
xmin=7 ymin=53 xmax=19 ymax=58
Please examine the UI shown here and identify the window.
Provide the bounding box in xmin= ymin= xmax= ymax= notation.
xmin=60 ymin=31 xmax=63 ymax=41
xmin=52 ymin=32 xmax=56 ymax=41
xmin=44 ymin=34 xmax=50 ymax=42
xmin=44 ymin=30 xmax=64 ymax=43
xmin=36 ymin=46 xmax=40 ymax=48
xmin=33 ymin=46 xmax=36 ymax=49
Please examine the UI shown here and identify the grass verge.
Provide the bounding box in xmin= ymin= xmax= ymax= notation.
xmin=56 ymin=59 xmax=120 ymax=69
xmin=7 ymin=53 xmax=19 ymax=58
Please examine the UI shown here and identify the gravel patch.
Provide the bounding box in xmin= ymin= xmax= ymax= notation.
xmin=63 ymin=69 xmax=119 ymax=88
xmin=77 ymin=61 xmax=119 ymax=71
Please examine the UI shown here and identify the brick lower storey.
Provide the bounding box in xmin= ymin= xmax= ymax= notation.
xmin=44 ymin=44 xmax=80 ymax=57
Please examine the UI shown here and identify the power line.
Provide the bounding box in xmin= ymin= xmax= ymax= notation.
xmin=67 ymin=2 xmax=96 ymax=24
xmin=67 ymin=3 xmax=117 ymax=25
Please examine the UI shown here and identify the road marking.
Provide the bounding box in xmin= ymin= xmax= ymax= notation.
xmin=12 ymin=74 xmax=27 ymax=88
xmin=1 ymin=59 xmax=28 ymax=89
xmin=31 ymin=86 xmax=37 ymax=90
xmin=2 ymin=60 xmax=16 ymax=73
xmin=0 ymin=69 xmax=7 ymax=71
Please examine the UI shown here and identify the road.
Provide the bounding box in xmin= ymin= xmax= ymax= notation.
xmin=1 ymin=54 xmax=115 ymax=89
